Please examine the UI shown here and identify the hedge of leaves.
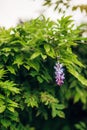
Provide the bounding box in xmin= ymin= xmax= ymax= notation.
xmin=0 ymin=16 xmax=87 ymax=130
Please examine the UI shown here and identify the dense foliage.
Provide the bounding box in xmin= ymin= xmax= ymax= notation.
xmin=0 ymin=16 xmax=87 ymax=130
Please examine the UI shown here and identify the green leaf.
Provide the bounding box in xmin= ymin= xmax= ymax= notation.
xmin=67 ymin=65 xmax=87 ymax=86
xmin=0 ymin=69 xmax=7 ymax=79
xmin=24 ymin=92 xmax=39 ymax=108
xmin=57 ymin=111 xmax=65 ymax=118
xmin=7 ymin=99 xmax=18 ymax=108
xmin=0 ymin=94 xmax=5 ymax=99
xmin=40 ymin=92 xmax=58 ymax=106
xmin=7 ymin=66 xmax=16 ymax=74
xmin=37 ymin=76 xmax=43 ymax=83
xmin=1 ymin=119 xmax=11 ymax=128
xmin=76 ymin=87 xmax=84 ymax=96
xmin=48 ymin=46 xmax=55 ymax=58
xmin=62 ymin=51 xmax=84 ymax=68
xmin=55 ymin=104 xmax=65 ymax=110
xmin=0 ymin=81 xmax=20 ymax=94
xmin=23 ymin=65 xmax=30 ymax=70
xmin=13 ymin=55 xmax=23 ymax=67
xmin=28 ymin=60 xmax=40 ymax=72
xmin=0 ymin=99 xmax=5 ymax=105
xmin=41 ymin=53 xmax=47 ymax=60
xmin=10 ymin=40 xmax=26 ymax=46
xmin=74 ymin=93 xmax=80 ymax=103
xmin=0 ymin=105 xmax=6 ymax=113
xmin=30 ymin=71 xmax=38 ymax=77
xmin=44 ymin=44 xmax=55 ymax=58
xmin=2 ymin=47 xmax=11 ymax=52
xmin=44 ymin=44 xmax=50 ymax=53
xmin=75 ymin=122 xmax=86 ymax=130
xmin=51 ymin=103 xmax=65 ymax=118
xmin=30 ymin=51 xmax=41 ymax=60
xmin=7 ymin=107 xmax=15 ymax=113
xmin=9 ymin=111 xmax=19 ymax=122
xmin=41 ymin=68 xmax=52 ymax=82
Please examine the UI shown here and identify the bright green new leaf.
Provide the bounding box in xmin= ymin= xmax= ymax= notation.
xmin=7 ymin=66 xmax=16 ymax=75
xmin=30 ymin=51 xmax=41 ymax=60
xmin=57 ymin=111 xmax=65 ymax=118
xmin=7 ymin=107 xmax=15 ymax=113
xmin=0 ymin=105 xmax=6 ymax=113
xmin=44 ymin=44 xmax=50 ymax=53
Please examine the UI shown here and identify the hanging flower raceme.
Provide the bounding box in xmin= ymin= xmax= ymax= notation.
xmin=54 ymin=61 xmax=65 ymax=86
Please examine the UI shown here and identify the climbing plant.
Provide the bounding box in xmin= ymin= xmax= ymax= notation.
xmin=0 ymin=16 xmax=87 ymax=130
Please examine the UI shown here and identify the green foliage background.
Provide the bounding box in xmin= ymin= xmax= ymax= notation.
xmin=0 ymin=16 xmax=87 ymax=130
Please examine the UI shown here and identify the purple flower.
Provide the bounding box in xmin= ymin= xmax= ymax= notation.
xmin=54 ymin=61 xmax=65 ymax=86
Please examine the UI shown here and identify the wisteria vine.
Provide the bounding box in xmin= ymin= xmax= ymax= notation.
xmin=54 ymin=61 xmax=65 ymax=86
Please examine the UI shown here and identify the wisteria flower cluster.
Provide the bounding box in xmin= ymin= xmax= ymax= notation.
xmin=54 ymin=61 xmax=65 ymax=86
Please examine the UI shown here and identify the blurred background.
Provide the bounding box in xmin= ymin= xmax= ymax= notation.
xmin=0 ymin=0 xmax=87 ymax=28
